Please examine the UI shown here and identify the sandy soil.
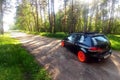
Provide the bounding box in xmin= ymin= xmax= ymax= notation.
xmin=11 ymin=32 xmax=120 ymax=80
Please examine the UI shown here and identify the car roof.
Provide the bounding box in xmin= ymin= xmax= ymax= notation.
xmin=70 ymin=32 xmax=104 ymax=37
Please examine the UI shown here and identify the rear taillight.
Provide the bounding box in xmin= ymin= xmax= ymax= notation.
xmin=89 ymin=47 xmax=102 ymax=52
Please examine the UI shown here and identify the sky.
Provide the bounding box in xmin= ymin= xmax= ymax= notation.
xmin=3 ymin=0 xmax=16 ymax=31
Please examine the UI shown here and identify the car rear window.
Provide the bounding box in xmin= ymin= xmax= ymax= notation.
xmin=92 ymin=35 xmax=109 ymax=46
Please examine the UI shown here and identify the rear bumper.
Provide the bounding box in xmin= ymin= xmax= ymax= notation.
xmin=88 ymin=49 xmax=112 ymax=59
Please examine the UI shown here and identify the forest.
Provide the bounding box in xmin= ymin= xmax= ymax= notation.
xmin=12 ymin=0 xmax=120 ymax=34
xmin=0 ymin=0 xmax=120 ymax=34
xmin=1 ymin=0 xmax=120 ymax=80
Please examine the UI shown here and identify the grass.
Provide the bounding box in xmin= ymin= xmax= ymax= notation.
xmin=24 ymin=31 xmax=68 ymax=39
xmin=0 ymin=34 xmax=51 ymax=80
xmin=21 ymin=30 xmax=120 ymax=51
xmin=39 ymin=32 xmax=68 ymax=39
xmin=38 ymin=32 xmax=120 ymax=51
xmin=107 ymin=34 xmax=120 ymax=51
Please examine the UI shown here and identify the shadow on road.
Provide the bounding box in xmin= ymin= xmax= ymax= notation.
xmin=11 ymin=32 xmax=120 ymax=80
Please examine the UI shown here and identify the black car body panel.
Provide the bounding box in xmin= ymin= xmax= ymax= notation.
xmin=62 ymin=32 xmax=112 ymax=61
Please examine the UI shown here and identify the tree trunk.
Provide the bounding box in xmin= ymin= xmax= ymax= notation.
xmin=30 ymin=3 xmax=37 ymax=32
xmin=107 ymin=0 xmax=115 ymax=33
xmin=0 ymin=1 xmax=4 ymax=34
xmin=95 ymin=6 xmax=99 ymax=32
xmin=39 ymin=0 xmax=43 ymax=29
xmin=48 ymin=0 xmax=52 ymax=33
xmin=52 ymin=0 xmax=56 ymax=33
xmin=83 ymin=6 xmax=88 ymax=32
xmin=64 ymin=0 xmax=67 ymax=32
xmin=69 ymin=0 xmax=74 ymax=33
xmin=35 ymin=0 xmax=39 ymax=32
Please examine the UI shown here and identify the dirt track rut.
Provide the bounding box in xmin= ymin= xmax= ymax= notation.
xmin=11 ymin=32 xmax=120 ymax=80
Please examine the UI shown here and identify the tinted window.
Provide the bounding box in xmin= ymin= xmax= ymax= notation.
xmin=68 ymin=34 xmax=77 ymax=41
xmin=75 ymin=34 xmax=82 ymax=42
xmin=78 ymin=36 xmax=91 ymax=46
xmin=83 ymin=37 xmax=92 ymax=46
xmin=92 ymin=36 xmax=109 ymax=46
xmin=79 ymin=35 xmax=84 ymax=43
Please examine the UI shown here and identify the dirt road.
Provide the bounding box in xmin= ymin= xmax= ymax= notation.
xmin=11 ymin=32 xmax=120 ymax=80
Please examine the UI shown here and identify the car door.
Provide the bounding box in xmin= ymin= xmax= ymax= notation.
xmin=66 ymin=34 xmax=77 ymax=50
xmin=74 ymin=34 xmax=82 ymax=52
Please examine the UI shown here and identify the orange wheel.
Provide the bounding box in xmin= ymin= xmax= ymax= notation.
xmin=61 ymin=41 xmax=65 ymax=47
xmin=78 ymin=51 xmax=86 ymax=62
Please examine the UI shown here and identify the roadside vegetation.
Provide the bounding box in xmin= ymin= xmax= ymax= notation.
xmin=23 ymin=31 xmax=120 ymax=51
xmin=40 ymin=33 xmax=120 ymax=51
xmin=26 ymin=31 xmax=68 ymax=39
xmin=10 ymin=0 xmax=120 ymax=51
xmin=0 ymin=34 xmax=51 ymax=80
xmin=107 ymin=34 xmax=120 ymax=51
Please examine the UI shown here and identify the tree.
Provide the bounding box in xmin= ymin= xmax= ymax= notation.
xmin=48 ymin=0 xmax=56 ymax=33
xmin=0 ymin=0 xmax=4 ymax=34
xmin=14 ymin=0 xmax=120 ymax=34
xmin=0 ymin=0 xmax=12 ymax=34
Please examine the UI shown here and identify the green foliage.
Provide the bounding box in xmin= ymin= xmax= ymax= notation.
xmin=40 ymin=32 xmax=68 ymax=39
xmin=0 ymin=34 xmax=51 ymax=80
xmin=40 ymin=32 xmax=120 ymax=51
xmin=40 ymin=33 xmax=120 ymax=51
xmin=55 ymin=13 xmax=64 ymax=32
xmin=14 ymin=0 xmax=120 ymax=34
xmin=15 ymin=2 xmax=36 ymax=31
xmin=107 ymin=34 xmax=120 ymax=51
xmin=22 ymin=30 xmax=120 ymax=51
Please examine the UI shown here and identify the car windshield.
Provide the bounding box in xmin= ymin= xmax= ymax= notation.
xmin=92 ymin=35 xmax=109 ymax=46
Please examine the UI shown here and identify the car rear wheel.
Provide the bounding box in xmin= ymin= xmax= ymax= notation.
xmin=61 ymin=41 xmax=65 ymax=47
xmin=77 ymin=51 xmax=87 ymax=62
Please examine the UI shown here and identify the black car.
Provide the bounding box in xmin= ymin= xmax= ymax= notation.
xmin=61 ymin=32 xmax=112 ymax=62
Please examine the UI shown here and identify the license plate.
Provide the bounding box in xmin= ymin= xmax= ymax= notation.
xmin=104 ymin=54 xmax=110 ymax=59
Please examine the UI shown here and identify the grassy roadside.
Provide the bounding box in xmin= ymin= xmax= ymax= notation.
xmin=39 ymin=32 xmax=68 ymax=39
xmin=0 ymin=34 xmax=50 ymax=80
xmin=25 ymin=31 xmax=120 ymax=51
xmin=40 ymin=33 xmax=120 ymax=51
xmin=107 ymin=34 xmax=120 ymax=51
xmin=22 ymin=31 xmax=68 ymax=39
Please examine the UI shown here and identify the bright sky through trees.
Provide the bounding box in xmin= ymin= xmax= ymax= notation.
xmin=3 ymin=0 xmax=93 ymax=31
xmin=4 ymin=0 xmax=119 ymax=33
xmin=3 ymin=0 xmax=16 ymax=31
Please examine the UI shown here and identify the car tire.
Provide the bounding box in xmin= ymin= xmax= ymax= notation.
xmin=61 ymin=41 xmax=65 ymax=47
xmin=77 ymin=51 xmax=87 ymax=62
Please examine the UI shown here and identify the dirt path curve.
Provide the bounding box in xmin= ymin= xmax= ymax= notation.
xmin=11 ymin=32 xmax=120 ymax=80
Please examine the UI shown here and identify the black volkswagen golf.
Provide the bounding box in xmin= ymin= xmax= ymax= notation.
xmin=61 ymin=32 xmax=112 ymax=62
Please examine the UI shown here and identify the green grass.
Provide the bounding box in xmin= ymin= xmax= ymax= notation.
xmin=39 ymin=32 xmax=68 ymax=39
xmin=24 ymin=31 xmax=68 ymax=39
xmin=107 ymin=34 xmax=120 ymax=51
xmin=21 ymin=30 xmax=120 ymax=51
xmin=0 ymin=34 xmax=51 ymax=80
xmin=38 ymin=32 xmax=120 ymax=51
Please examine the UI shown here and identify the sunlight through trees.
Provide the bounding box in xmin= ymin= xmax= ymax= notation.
xmin=14 ymin=0 xmax=120 ymax=34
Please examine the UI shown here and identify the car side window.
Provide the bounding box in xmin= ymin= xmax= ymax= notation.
xmin=79 ymin=35 xmax=84 ymax=43
xmin=68 ymin=34 xmax=77 ymax=42
xmin=78 ymin=36 xmax=91 ymax=46
xmin=83 ymin=37 xmax=92 ymax=46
